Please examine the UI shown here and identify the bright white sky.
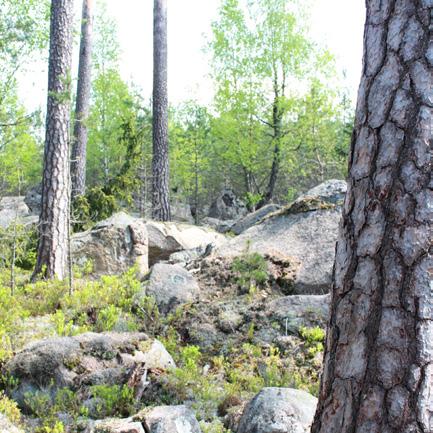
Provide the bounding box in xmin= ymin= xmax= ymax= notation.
xmin=20 ymin=0 xmax=366 ymax=110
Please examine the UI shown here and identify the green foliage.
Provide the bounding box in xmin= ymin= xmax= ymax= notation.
xmin=200 ymin=420 xmax=232 ymax=433
xmin=0 ymin=391 xmax=21 ymax=424
xmin=0 ymin=0 xmax=48 ymax=195
xmin=90 ymin=384 xmax=136 ymax=418
xmin=231 ymin=251 xmax=268 ymax=295
xmin=0 ymin=224 xmax=38 ymax=273
xmin=299 ymin=325 xmax=325 ymax=358
xmin=0 ymin=286 xmax=26 ymax=361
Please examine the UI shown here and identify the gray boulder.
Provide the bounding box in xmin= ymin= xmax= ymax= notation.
xmin=0 ymin=196 xmax=37 ymax=229
xmin=24 ymin=184 xmax=42 ymax=214
xmin=267 ymin=294 xmax=330 ymax=334
xmin=171 ymin=201 xmax=194 ymax=224
xmin=146 ymin=221 xmax=226 ymax=265
xmin=208 ymin=188 xmax=247 ymax=221
xmin=90 ymin=406 xmax=202 ymax=433
xmin=5 ymin=332 xmax=175 ymax=409
xmin=201 ymin=217 xmax=236 ymax=234
xmin=93 ymin=419 xmax=145 ymax=433
xmin=144 ymin=263 xmax=200 ymax=314
xmin=71 ymin=212 xmax=149 ymax=278
xmin=212 ymin=181 xmax=346 ymax=294
xmin=297 ymin=179 xmax=346 ymax=204
xmin=237 ymin=387 xmax=317 ymax=433
xmin=231 ymin=203 xmax=281 ymax=235
xmin=134 ymin=405 xmax=202 ymax=433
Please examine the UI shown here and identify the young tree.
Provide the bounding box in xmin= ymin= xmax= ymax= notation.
xmin=152 ymin=0 xmax=171 ymax=221
xmin=312 ymin=1 xmax=432 ymax=432
xmin=33 ymin=0 xmax=74 ymax=280
xmin=71 ymin=0 xmax=94 ymax=198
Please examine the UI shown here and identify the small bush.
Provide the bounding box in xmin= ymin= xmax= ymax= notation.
xmin=90 ymin=384 xmax=136 ymax=418
xmin=231 ymin=252 xmax=268 ymax=296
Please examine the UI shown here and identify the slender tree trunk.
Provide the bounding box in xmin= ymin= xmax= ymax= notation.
xmin=33 ymin=0 xmax=74 ymax=281
xmin=71 ymin=0 xmax=94 ymax=199
xmin=151 ymin=0 xmax=171 ymax=221
xmin=312 ymin=1 xmax=432 ymax=432
xmin=258 ymin=93 xmax=283 ymax=208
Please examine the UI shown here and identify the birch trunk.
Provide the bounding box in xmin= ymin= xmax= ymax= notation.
xmin=312 ymin=1 xmax=432 ymax=432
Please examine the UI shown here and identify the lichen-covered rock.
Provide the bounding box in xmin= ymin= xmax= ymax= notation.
xmin=231 ymin=203 xmax=281 ymax=235
xmin=24 ymin=183 xmax=42 ymax=214
xmin=93 ymin=418 xmax=145 ymax=433
xmin=5 ymin=332 xmax=175 ymax=410
xmin=212 ymin=181 xmax=345 ymax=294
xmin=134 ymin=405 xmax=202 ymax=433
xmin=71 ymin=212 xmax=149 ymax=278
xmin=0 ymin=196 xmax=37 ymax=229
xmin=146 ymin=221 xmax=226 ymax=265
xmin=143 ymin=263 xmax=200 ymax=315
xmin=237 ymin=387 xmax=317 ymax=433
xmin=208 ymin=188 xmax=247 ymax=221
xmin=267 ymin=294 xmax=330 ymax=334
xmin=201 ymin=217 xmax=236 ymax=234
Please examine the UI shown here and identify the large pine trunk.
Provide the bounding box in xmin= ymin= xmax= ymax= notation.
xmin=33 ymin=0 xmax=74 ymax=281
xmin=312 ymin=1 xmax=432 ymax=432
xmin=71 ymin=0 xmax=94 ymax=199
xmin=151 ymin=0 xmax=171 ymax=221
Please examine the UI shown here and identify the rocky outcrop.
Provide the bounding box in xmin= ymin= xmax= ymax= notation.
xmin=134 ymin=405 xmax=202 ymax=433
xmin=208 ymin=188 xmax=247 ymax=221
xmin=90 ymin=406 xmax=201 ymax=433
xmin=147 ymin=221 xmax=226 ymax=265
xmin=0 ymin=196 xmax=38 ymax=229
xmin=231 ymin=203 xmax=281 ymax=235
xmin=212 ymin=180 xmax=346 ymax=294
xmin=237 ymin=387 xmax=317 ymax=433
xmin=24 ymin=184 xmax=42 ymax=214
xmin=71 ymin=212 xmax=149 ymax=278
xmin=267 ymin=294 xmax=330 ymax=335
xmin=5 ymin=332 xmax=175 ymax=410
xmin=143 ymin=263 xmax=200 ymax=315
xmin=201 ymin=217 xmax=235 ymax=234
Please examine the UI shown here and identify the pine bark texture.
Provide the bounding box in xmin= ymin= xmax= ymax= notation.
xmin=33 ymin=0 xmax=74 ymax=281
xmin=151 ymin=0 xmax=171 ymax=221
xmin=312 ymin=1 xmax=432 ymax=432
xmin=71 ymin=0 xmax=94 ymax=198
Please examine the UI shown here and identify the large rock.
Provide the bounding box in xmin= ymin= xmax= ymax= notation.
xmin=146 ymin=221 xmax=226 ymax=265
xmin=208 ymin=188 xmax=247 ymax=221
xmin=24 ymin=184 xmax=42 ymax=214
xmin=212 ymin=181 xmax=346 ymax=294
xmin=93 ymin=419 xmax=145 ymax=433
xmin=71 ymin=212 xmax=149 ymax=277
xmin=144 ymin=263 xmax=200 ymax=314
xmin=201 ymin=217 xmax=235 ymax=234
xmin=134 ymin=405 xmax=202 ymax=433
xmin=297 ymin=179 xmax=346 ymax=204
xmin=0 ymin=196 xmax=37 ymax=229
xmin=90 ymin=406 xmax=202 ymax=433
xmin=231 ymin=203 xmax=281 ymax=235
xmin=267 ymin=294 xmax=330 ymax=334
xmin=5 ymin=332 xmax=175 ymax=409
xmin=171 ymin=201 xmax=194 ymax=224
xmin=237 ymin=387 xmax=317 ymax=433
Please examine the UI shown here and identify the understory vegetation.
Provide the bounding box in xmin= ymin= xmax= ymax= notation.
xmin=0 ymin=248 xmax=324 ymax=432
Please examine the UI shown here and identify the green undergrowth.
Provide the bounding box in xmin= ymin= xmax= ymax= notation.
xmin=0 ymin=259 xmax=323 ymax=431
